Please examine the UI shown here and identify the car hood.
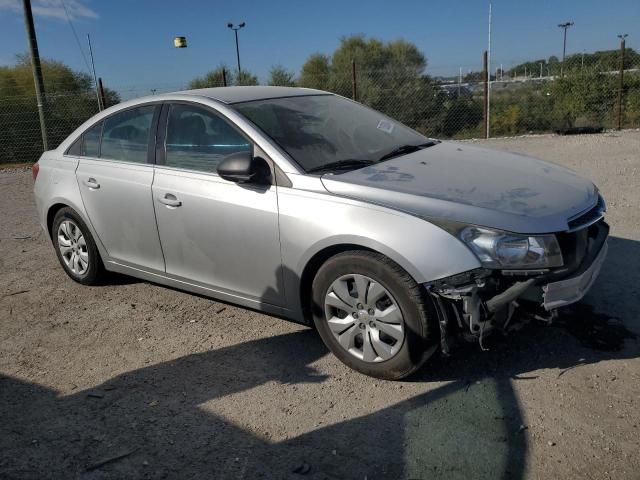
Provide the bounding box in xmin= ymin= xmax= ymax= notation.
xmin=321 ymin=142 xmax=598 ymax=234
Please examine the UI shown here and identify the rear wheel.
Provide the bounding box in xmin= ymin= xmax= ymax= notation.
xmin=52 ymin=207 xmax=104 ymax=285
xmin=311 ymin=251 xmax=437 ymax=380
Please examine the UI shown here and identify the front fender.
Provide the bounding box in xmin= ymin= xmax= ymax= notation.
xmin=277 ymin=186 xmax=481 ymax=316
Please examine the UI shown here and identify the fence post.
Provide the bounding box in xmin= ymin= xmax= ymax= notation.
xmin=21 ymin=0 xmax=48 ymax=151
xmin=483 ymin=50 xmax=489 ymax=139
xmin=222 ymin=67 xmax=228 ymax=87
xmin=351 ymin=59 xmax=357 ymax=101
xmin=617 ymin=38 xmax=626 ymax=130
xmin=97 ymin=77 xmax=106 ymax=109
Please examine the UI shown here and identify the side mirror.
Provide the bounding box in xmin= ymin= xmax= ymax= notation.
xmin=217 ymin=151 xmax=271 ymax=184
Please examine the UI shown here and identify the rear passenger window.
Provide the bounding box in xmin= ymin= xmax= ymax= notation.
xmin=100 ymin=106 xmax=154 ymax=163
xmin=83 ymin=122 xmax=103 ymax=157
xmin=164 ymin=104 xmax=251 ymax=172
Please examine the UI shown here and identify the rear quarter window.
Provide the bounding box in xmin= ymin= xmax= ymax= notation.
xmin=83 ymin=122 xmax=103 ymax=157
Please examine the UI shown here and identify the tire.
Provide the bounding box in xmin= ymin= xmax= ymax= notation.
xmin=311 ymin=250 xmax=438 ymax=380
xmin=51 ymin=207 xmax=104 ymax=285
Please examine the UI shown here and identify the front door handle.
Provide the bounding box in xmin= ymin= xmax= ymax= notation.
xmin=157 ymin=193 xmax=182 ymax=207
xmin=84 ymin=178 xmax=100 ymax=189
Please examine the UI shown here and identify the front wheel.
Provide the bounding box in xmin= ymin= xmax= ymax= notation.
xmin=311 ymin=251 xmax=438 ymax=380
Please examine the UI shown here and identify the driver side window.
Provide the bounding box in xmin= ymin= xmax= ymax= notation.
xmin=164 ymin=104 xmax=252 ymax=173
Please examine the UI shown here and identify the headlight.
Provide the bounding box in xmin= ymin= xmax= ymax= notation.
xmin=460 ymin=226 xmax=563 ymax=269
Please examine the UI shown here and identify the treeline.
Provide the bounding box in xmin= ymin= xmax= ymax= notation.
xmin=508 ymin=49 xmax=640 ymax=78
xmin=189 ymin=35 xmax=481 ymax=138
xmin=490 ymin=70 xmax=640 ymax=135
xmin=189 ymin=35 xmax=640 ymax=138
xmin=0 ymin=55 xmax=119 ymax=163
xmin=3 ymin=38 xmax=640 ymax=164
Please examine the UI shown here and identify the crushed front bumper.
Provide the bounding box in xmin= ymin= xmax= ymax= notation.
xmin=542 ymin=240 xmax=607 ymax=310
xmin=427 ymin=220 xmax=609 ymax=348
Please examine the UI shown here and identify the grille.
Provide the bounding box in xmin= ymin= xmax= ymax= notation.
xmin=567 ymin=195 xmax=606 ymax=232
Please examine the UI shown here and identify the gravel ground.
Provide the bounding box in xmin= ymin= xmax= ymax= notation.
xmin=1 ymin=131 xmax=639 ymax=480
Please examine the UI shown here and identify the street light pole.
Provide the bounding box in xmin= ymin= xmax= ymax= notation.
xmin=486 ymin=2 xmax=492 ymax=138
xmin=227 ymin=22 xmax=246 ymax=77
xmin=558 ymin=21 xmax=574 ymax=76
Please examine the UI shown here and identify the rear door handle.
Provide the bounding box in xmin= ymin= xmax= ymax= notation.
xmin=157 ymin=193 xmax=182 ymax=207
xmin=84 ymin=178 xmax=100 ymax=189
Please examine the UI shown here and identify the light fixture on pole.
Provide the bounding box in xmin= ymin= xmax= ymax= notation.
xmin=227 ymin=22 xmax=246 ymax=76
xmin=174 ymin=36 xmax=187 ymax=48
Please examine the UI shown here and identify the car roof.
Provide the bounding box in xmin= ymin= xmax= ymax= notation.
xmin=170 ymin=86 xmax=331 ymax=104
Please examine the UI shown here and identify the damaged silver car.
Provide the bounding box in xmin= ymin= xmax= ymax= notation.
xmin=33 ymin=86 xmax=608 ymax=379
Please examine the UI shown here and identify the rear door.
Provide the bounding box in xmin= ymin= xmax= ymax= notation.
xmin=151 ymin=102 xmax=284 ymax=305
xmin=75 ymin=104 xmax=165 ymax=271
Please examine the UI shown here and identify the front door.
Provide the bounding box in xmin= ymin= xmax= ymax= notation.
xmin=151 ymin=103 xmax=284 ymax=305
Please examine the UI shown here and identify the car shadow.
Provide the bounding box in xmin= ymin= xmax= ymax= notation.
xmin=1 ymin=237 xmax=637 ymax=479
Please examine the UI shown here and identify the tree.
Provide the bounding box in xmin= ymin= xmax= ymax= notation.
xmin=188 ymin=65 xmax=230 ymax=89
xmin=441 ymin=98 xmax=483 ymax=137
xmin=298 ymin=53 xmax=330 ymax=90
xmin=188 ymin=66 xmax=258 ymax=88
xmin=236 ymin=70 xmax=258 ymax=86
xmin=0 ymin=55 xmax=120 ymax=164
xmin=268 ymin=65 xmax=296 ymax=86
xmin=296 ymin=35 xmax=473 ymax=137
xmin=551 ymin=70 xmax=617 ymax=129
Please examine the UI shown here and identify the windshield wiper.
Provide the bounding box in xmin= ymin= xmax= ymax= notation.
xmin=378 ymin=141 xmax=439 ymax=162
xmin=307 ymin=159 xmax=374 ymax=174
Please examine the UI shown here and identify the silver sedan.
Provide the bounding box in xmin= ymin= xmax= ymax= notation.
xmin=33 ymin=86 xmax=608 ymax=379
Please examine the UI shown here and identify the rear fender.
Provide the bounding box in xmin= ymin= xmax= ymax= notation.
xmin=35 ymin=155 xmax=110 ymax=263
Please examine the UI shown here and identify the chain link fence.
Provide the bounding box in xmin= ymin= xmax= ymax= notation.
xmin=1 ymin=91 xmax=102 ymax=164
xmin=2 ymin=51 xmax=639 ymax=164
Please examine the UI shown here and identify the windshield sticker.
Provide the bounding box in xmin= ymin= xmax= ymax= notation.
xmin=377 ymin=119 xmax=395 ymax=134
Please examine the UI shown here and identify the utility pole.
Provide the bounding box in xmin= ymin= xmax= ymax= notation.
xmin=227 ymin=22 xmax=245 ymax=77
xmin=558 ymin=21 xmax=574 ymax=76
xmin=21 ymin=0 xmax=48 ymax=151
xmin=97 ymin=77 xmax=106 ymax=108
xmin=617 ymin=34 xmax=628 ymax=130
xmin=540 ymin=62 xmax=543 ymax=78
xmin=87 ymin=34 xmax=102 ymax=111
xmin=458 ymin=67 xmax=462 ymax=96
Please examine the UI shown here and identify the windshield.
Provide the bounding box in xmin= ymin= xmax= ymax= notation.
xmin=232 ymin=94 xmax=433 ymax=173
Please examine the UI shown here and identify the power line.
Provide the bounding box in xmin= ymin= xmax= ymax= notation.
xmin=59 ymin=0 xmax=92 ymax=73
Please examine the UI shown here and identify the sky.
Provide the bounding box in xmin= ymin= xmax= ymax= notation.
xmin=1 ymin=0 xmax=638 ymax=94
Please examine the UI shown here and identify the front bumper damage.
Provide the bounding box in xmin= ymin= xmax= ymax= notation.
xmin=426 ymin=219 xmax=609 ymax=353
xmin=542 ymin=240 xmax=607 ymax=310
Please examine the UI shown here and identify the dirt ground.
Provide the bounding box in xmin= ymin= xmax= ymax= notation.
xmin=1 ymin=131 xmax=639 ymax=480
